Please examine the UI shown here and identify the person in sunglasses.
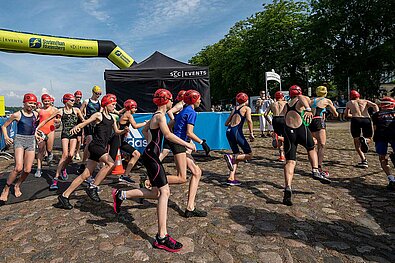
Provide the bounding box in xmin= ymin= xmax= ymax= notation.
xmin=36 ymin=93 xmax=85 ymax=190
xmin=78 ymin=85 xmax=102 ymax=174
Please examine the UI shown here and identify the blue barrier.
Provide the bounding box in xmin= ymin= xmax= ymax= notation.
xmin=0 ymin=117 xmax=17 ymax=151
xmin=124 ymin=112 xmax=231 ymax=153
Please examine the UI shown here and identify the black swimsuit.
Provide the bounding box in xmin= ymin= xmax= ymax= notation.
xmin=141 ymin=112 xmax=167 ymax=188
xmin=88 ymin=113 xmax=114 ymax=162
xmin=284 ymin=99 xmax=315 ymax=161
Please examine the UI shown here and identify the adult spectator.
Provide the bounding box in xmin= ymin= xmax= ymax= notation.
xmin=337 ymin=94 xmax=347 ymax=121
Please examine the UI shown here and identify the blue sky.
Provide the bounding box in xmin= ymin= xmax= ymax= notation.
xmin=0 ymin=0 xmax=266 ymax=106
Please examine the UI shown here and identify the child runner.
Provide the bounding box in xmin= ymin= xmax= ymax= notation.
xmin=371 ymin=97 xmax=395 ymax=191
xmin=35 ymin=94 xmax=57 ymax=178
xmin=345 ymin=90 xmax=379 ymax=168
xmin=167 ymin=89 xmax=208 ymax=217
xmin=223 ymin=92 xmax=254 ymax=186
xmin=264 ymin=91 xmax=287 ymax=161
xmin=73 ymin=90 xmax=83 ymax=160
xmin=112 ymin=88 xmax=195 ymax=252
xmin=78 ymin=85 xmax=102 ymax=173
xmin=56 ymin=94 xmax=129 ymax=209
xmin=0 ymin=94 xmax=38 ymax=202
xmin=115 ymin=99 xmax=147 ymax=183
xmin=308 ymin=86 xmax=338 ymax=177
xmin=282 ymin=85 xmax=330 ymax=206
xmin=35 ymin=93 xmax=85 ymax=190
xmin=159 ymin=90 xmax=186 ymax=161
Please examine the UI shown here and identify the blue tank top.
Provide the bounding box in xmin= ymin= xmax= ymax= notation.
xmin=228 ymin=106 xmax=246 ymax=132
xmin=312 ymin=98 xmax=327 ymax=117
xmin=86 ymin=99 xmax=101 ymax=118
xmin=17 ymin=110 xmax=37 ymax=135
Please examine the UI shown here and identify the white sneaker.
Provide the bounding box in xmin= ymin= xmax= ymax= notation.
xmin=35 ymin=169 xmax=42 ymax=178
xmin=47 ymin=152 xmax=54 ymax=163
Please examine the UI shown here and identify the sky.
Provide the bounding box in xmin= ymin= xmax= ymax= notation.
xmin=0 ymin=0 xmax=266 ymax=106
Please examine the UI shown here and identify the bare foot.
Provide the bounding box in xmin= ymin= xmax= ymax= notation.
xmin=14 ymin=186 xmax=22 ymax=198
xmin=0 ymin=187 xmax=10 ymax=202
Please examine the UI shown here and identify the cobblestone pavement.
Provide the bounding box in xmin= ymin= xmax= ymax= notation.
xmin=0 ymin=122 xmax=394 ymax=263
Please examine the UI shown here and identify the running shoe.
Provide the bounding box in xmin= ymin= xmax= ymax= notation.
xmin=184 ymin=208 xmax=207 ymax=218
xmin=226 ymin=179 xmax=241 ymax=186
xmin=153 ymin=234 xmax=183 ymax=253
xmin=77 ymin=164 xmax=86 ymax=174
xmin=74 ymin=154 xmax=81 ymax=161
xmin=112 ymin=189 xmax=123 ymax=214
xmin=84 ymin=176 xmax=95 ymax=185
xmin=359 ymin=137 xmax=369 ymax=153
xmin=283 ymin=189 xmax=293 ymax=206
xmin=278 ymin=156 xmax=286 ymax=162
xmin=224 ymin=154 xmax=234 ymax=171
xmin=272 ymin=133 xmax=279 ymax=148
xmin=312 ymin=171 xmax=331 ymax=184
xmin=387 ymin=181 xmax=395 ymax=191
xmin=60 ymin=169 xmax=68 ymax=181
xmin=47 ymin=152 xmax=54 ymax=163
xmin=319 ymin=168 xmax=330 ymax=178
xmin=119 ymin=175 xmax=135 ymax=184
xmin=85 ymin=186 xmax=101 ymax=202
xmin=49 ymin=179 xmax=59 ymax=190
xmin=357 ymin=160 xmax=368 ymax=168
xmin=57 ymin=195 xmax=73 ymax=210
xmin=34 ymin=169 xmax=42 ymax=178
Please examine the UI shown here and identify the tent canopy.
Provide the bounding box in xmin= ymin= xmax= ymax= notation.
xmin=105 ymin=51 xmax=210 ymax=112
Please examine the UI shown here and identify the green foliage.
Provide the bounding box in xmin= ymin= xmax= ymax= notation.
xmin=190 ymin=0 xmax=395 ymax=101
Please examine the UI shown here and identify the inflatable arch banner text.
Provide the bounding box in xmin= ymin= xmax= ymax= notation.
xmin=0 ymin=29 xmax=135 ymax=68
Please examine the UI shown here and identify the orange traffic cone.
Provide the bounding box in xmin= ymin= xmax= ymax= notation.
xmin=112 ymin=148 xmax=125 ymax=175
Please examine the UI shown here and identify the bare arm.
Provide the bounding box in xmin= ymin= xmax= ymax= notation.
xmin=159 ymin=115 xmax=196 ymax=151
xmin=327 ymin=100 xmax=339 ymax=117
xmin=245 ymin=107 xmax=255 ymax=141
xmin=113 ymin=118 xmax=129 ymax=135
xmin=224 ymin=109 xmax=235 ymax=126
xmin=35 ymin=109 xmax=61 ymax=131
xmin=128 ymin=114 xmax=147 ymax=129
xmin=70 ymin=112 xmax=101 ymax=135
xmin=80 ymin=100 xmax=87 ymax=116
xmin=345 ymin=102 xmax=352 ymax=118
xmin=2 ymin=112 xmax=20 ymax=144
xmin=186 ymin=124 xmax=203 ymax=144
xmin=75 ymin=108 xmax=85 ymax=122
xmin=367 ymin=100 xmax=379 ymax=113
xmin=167 ymin=103 xmax=183 ymax=121
xmin=142 ymin=120 xmax=150 ymax=140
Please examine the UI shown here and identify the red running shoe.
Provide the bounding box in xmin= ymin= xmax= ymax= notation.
xmin=153 ymin=234 xmax=183 ymax=253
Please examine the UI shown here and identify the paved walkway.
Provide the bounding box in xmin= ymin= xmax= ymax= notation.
xmin=0 ymin=122 xmax=394 ymax=263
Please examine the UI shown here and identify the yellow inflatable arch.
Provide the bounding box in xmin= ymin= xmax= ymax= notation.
xmin=0 ymin=28 xmax=135 ymax=69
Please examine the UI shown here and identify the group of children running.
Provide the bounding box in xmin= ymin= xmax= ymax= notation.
xmin=1 ymin=84 xmax=394 ymax=252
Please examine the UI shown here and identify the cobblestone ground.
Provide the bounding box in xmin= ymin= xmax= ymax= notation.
xmin=0 ymin=122 xmax=394 ymax=263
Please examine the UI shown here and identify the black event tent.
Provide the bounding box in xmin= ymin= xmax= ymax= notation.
xmin=104 ymin=51 xmax=210 ymax=112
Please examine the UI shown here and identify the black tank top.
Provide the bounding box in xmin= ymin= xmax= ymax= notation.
xmin=144 ymin=112 xmax=164 ymax=156
xmin=286 ymin=99 xmax=302 ymax=115
xmin=92 ymin=113 xmax=114 ymax=146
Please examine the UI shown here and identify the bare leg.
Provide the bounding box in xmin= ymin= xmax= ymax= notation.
xmin=124 ymin=150 xmax=140 ymax=176
xmin=14 ymin=150 xmax=36 ymax=197
xmin=379 ymin=155 xmax=391 ymax=176
xmin=227 ymin=153 xmax=252 ymax=181
xmin=92 ymin=154 xmax=115 ymax=186
xmin=167 ymin=153 xmax=188 ymax=184
xmin=0 ymin=148 xmax=24 ymax=201
xmin=353 ymin=138 xmax=366 ymax=161
xmin=157 ymin=185 xmax=170 ymax=237
xmin=186 ymin=156 xmax=202 ymax=211
xmin=159 ymin=149 xmax=170 ymax=162
xmin=284 ymin=160 xmax=296 ymax=188
xmin=307 ymin=149 xmax=319 ymax=170
xmin=63 ymin=160 xmax=97 ymax=198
